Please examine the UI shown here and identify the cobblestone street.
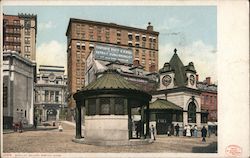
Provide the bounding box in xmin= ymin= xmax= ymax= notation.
xmin=3 ymin=122 xmax=217 ymax=153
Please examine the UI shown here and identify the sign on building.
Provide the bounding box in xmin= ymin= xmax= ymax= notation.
xmin=94 ymin=44 xmax=133 ymax=64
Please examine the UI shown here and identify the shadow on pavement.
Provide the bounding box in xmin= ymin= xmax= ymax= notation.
xmin=192 ymin=142 xmax=217 ymax=153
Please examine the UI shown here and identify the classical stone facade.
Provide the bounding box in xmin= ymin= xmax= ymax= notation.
xmin=34 ymin=65 xmax=67 ymax=122
xmin=2 ymin=51 xmax=36 ymax=128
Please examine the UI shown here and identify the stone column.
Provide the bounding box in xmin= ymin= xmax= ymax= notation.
xmin=127 ymin=99 xmax=132 ymax=139
xmin=196 ymin=113 xmax=201 ymax=128
xmin=75 ymin=101 xmax=82 ymax=139
xmin=140 ymin=105 xmax=145 ymax=139
xmin=183 ymin=111 xmax=188 ymax=126
xmin=145 ymin=103 xmax=150 ymax=138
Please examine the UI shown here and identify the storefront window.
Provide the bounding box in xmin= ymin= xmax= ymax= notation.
xmin=115 ymin=98 xmax=124 ymax=115
xmin=88 ymin=99 xmax=96 ymax=115
xmin=100 ymin=98 xmax=110 ymax=115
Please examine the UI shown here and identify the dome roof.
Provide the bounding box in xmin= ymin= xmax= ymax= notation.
xmin=83 ymin=69 xmax=140 ymax=91
xmin=73 ymin=69 xmax=152 ymax=101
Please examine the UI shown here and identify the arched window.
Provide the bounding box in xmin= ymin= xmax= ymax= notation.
xmin=188 ymin=102 xmax=196 ymax=123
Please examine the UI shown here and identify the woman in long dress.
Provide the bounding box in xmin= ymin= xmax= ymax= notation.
xmin=186 ymin=125 xmax=191 ymax=137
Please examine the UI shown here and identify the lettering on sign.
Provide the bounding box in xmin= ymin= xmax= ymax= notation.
xmin=94 ymin=44 xmax=133 ymax=64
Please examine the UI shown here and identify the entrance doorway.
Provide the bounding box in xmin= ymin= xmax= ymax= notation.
xmin=156 ymin=113 xmax=172 ymax=135
xmin=47 ymin=108 xmax=57 ymax=121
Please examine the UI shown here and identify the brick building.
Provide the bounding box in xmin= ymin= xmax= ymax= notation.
xmin=3 ymin=13 xmax=37 ymax=61
xmin=197 ymin=77 xmax=217 ymax=122
xmin=66 ymin=18 xmax=159 ymax=109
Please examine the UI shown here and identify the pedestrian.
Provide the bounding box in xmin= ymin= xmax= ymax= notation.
xmin=193 ymin=125 xmax=198 ymax=137
xmin=58 ymin=122 xmax=63 ymax=132
xmin=175 ymin=123 xmax=180 ymax=136
xmin=170 ymin=124 xmax=174 ymax=136
xmin=34 ymin=117 xmax=37 ymax=129
xmin=167 ymin=125 xmax=171 ymax=136
xmin=183 ymin=125 xmax=187 ymax=136
xmin=201 ymin=126 xmax=207 ymax=143
xmin=150 ymin=125 xmax=156 ymax=140
xmin=136 ymin=121 xmax=141 ymax=138
xmin=19 ymin=120 xmax=23 ymax=133
xmin=186 ymin=125 xmax=191 ymax=137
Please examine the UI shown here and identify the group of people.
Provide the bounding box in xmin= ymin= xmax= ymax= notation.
xmin=175 ymin=124 xmax=207 ymax=142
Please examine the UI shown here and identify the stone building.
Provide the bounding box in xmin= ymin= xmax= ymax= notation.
xmin=34 ymin=65 xmax=67 ymax=122
xmin=3 ymin=13 xmax=37 ymax=61
xmin=66 ymin=18 xmax=159 ymax=109
xmin=73 ymin=70 xmax=152 ymax=145
xmin=2 ymin=51 xmax=36 ymax=128
xmin=151 ymin=49 xmax=208 ymax=134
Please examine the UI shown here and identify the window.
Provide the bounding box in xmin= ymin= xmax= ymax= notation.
xmin=135 ymin=35 xmax=140 ymax=41
xmin=81 ymin=33 xmax=85 ymax=39
xmin=88 ymin=99 xmax=96 ymax=116
xmin=45 ymin=90 xmax=49 ymax=102
xmin=188 ymin=102 xmax=196 ymax=123
xmin=135 ymin=49 xmax=139 ymax=57
xmin=3 ymin=84 xmax=8 ymax=107
xmin=128 ymin=42 xmax=132 ymax=47
xmin=76 ymin=51 xmax=81 ymax=59
xmin=50 ymin=91 xmax=54 ymax=102
xmin=142 ymin=42 xmax=146 ymax=48
xmin=135 ymin=43 xmax=140 ymax=48
xmin=115 ymin=98 xmax=124 ymax=115
xmin=142 ymin=35 xmax=146 ymax=41
xmin=128 ymin=34 xmax=133 ymax=40
xmin=25 ymin=29 xmax=30 ymax=35
xmin=25 ymin=46 xmax=31 ymax=53
xmin=55 ymin=91 xmax=59 ymax=102
xmin=25 ymin=37 xmax=30 ymax=44
xmin=77 ymin=78 xmax=81 ymax=84
xmin=76 ymin=42 xmax=80 ymax=49
xmin=100 ymin=98 xmax=110 ymax=115
xmin=24 ymin=20 xmax=31 ymax=28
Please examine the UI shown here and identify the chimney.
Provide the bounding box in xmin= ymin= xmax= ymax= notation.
xmin=206 ymin=77 xmax=211 ymax=85
xmin=133 ymin=60 xmax=140 ymax=67
xmin=147 ymin=22 xmax=153 ymax=31
xmin=196 ymin=74 xmax=199 ymax=82
xmin=149 ymin=64 xmax=156 ymax=72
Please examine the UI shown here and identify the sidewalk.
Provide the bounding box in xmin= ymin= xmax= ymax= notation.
xmin=61 ymin=120 xmax=85 ymax=129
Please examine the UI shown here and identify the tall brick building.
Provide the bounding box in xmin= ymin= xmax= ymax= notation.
xmin=3 ymin=13 xmax=37 ymax=61
xmin=197 ymin=77 xmax=217 ymax=122
xmin=66 ymin=18 xmax=159 ymax=109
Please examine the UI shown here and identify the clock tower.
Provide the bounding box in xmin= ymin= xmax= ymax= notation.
xmin=152 ymin=48 xmax=203 ymax=128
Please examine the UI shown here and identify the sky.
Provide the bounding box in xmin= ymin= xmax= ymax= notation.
xmin=3 ymin=5 xmax=217 ymax=83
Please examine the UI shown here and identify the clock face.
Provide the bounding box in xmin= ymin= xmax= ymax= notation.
xmin=190 ymin=75 xmax=195 ymax=85
xmin=48 ymin=73 xmax=56 ymax=82
xmin=162 ymin=75 xmax=172 ymax=87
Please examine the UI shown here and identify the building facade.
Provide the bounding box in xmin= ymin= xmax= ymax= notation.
xmin=151 ymin=49 xmax=207 ymax=134
xmin=197 ymin=77 xmax=217 ymax=122
xmin=3 ymin=13 xmax=37 ymax=61
xmin=3 ymin=51 xmax=36 ymax=128
xmin=66 ymin=18 xmax=159 ymax=109
xmin=34 ymin=65 xmax=67 ymax=122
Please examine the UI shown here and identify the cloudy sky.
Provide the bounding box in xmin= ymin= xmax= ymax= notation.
xmin=3 ymin=6 xmax=217 ymax=83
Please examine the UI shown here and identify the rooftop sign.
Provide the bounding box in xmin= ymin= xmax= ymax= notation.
xmin=94 ymin=44 xmax=133 ymax=64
